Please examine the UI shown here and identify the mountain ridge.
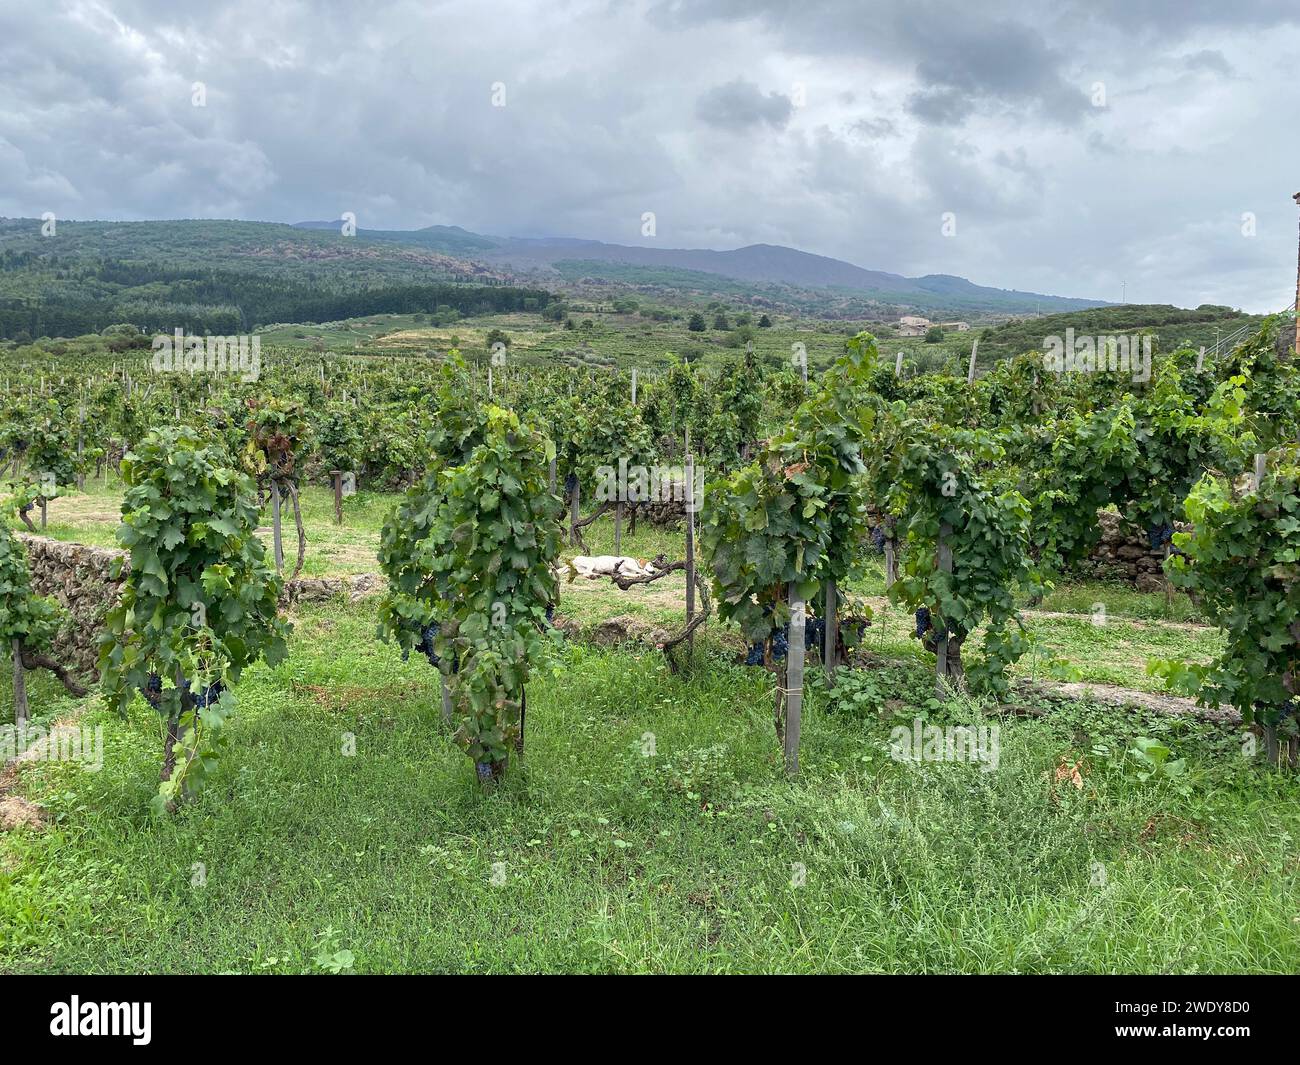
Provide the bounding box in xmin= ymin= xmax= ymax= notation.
xmin=288 ymin=219 xmax=1109 ymax=314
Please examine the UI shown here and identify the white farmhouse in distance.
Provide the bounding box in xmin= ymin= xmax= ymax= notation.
xmin=897 ymin=315 xmax=931 ymax=336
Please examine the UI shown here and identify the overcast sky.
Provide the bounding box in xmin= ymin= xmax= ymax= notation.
xmin=2 ymin=0 xmax=1299 ymax=310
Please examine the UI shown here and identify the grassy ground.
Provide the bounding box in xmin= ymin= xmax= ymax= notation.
xmin=1 ymin=597 xmax=1296 ymax=974
xmin=3 ymin=473 xmax=1266 ymax=975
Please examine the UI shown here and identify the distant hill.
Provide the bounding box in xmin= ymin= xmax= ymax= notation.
xmin=0 ymin=218 xmax=544 ymax=340
xmin=0 ymin=215 xmax=1115 ymax=337
xmin=973 ymin=303 xmax=1262 ymax=361
xmin=289 ymin=219 xmax=1108 ymax=316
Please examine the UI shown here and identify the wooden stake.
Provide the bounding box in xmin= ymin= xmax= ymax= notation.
xmin=516 ymin=687 xmax=526 ymax=763
xmin=1163 ymin=540 xmax=1173 ymax=610
xmin=784 ymin=587 xmax=805 ymax=774
xmin=895 ymin=351 xmax=904 ymax=376
xmin=631 ymin=368 xmax=638 ymax=405
xmin=331 ymin=470 xmax=343 ymax=525
xmin=440 ymin=673 xmax=452 ymax=725
xmin=966 ymin=339 xmax=979 ymax=384
xmin=685 ymin=447 xmax=696 ymax=634
xmin=614 ymin=500 xmax=624 ymax=554
xmin=1292 ymin=191 xmax=1300 ymax=355
xmin=12 ymin=639 xmax=28 ymax=725
xmin=823 ymin=580 xmax=837 ymax=680
xmin=569 ymin=479 xmax=580 ymax=546
xmin=76 ymin=405 xmax=85 ymax=490
xmin=271 ymin=481 xmax=284 ymax=572
xmin=935 ymin=523 xmax=952 ymax=698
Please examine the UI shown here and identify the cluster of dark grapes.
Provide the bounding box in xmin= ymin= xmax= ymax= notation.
xmin=413 ymin=621 xmax=451 ymax=669
xmin=869 ymin=526 xmax=887 ymax=553
xmin=564 ymin=471 xmax=578 ymax=494
xmin=1147 ymin=523 xmax=1173 ymax=549
xmin=416 ymin=621 xmax=439 ymax=665
xmin=914 ymin=607 xmax=946 ymax=641
xmin=1147 ymin=523 xmax=1188 ymax=559
xmin=743 ymin=618 xmax=826 ymax=666
xmin=141 ymin=673 xmax=224 ymax=709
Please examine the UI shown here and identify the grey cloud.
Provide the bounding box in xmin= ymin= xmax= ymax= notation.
xmin=696 ymin=80 xmax=793 ymax=131
xmin=1 ymin=0 xmax=1298 ymax=311
xmin=906 ymin=89 xmax=975 ymax=126
xmin=1183 ymin=50 xmax=1235 ymax=76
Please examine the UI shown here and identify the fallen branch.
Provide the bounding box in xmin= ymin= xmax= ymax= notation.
xmin=613 ymin=554 xmax=684 ymax=590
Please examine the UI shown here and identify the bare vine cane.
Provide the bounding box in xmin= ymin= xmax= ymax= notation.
xmin=285 ymin=478 xmax=307 ymax=581
xmin=17 ymin=643 xmax=88 ymax=697
xmin=568 ymin=500 xmax=614 ymax=554
xmin=661 ymin=572 xmax=711 ymax=675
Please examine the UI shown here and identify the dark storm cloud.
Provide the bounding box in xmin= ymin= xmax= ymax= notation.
xmin=1182 ymin=50 xmax=1235 ymax=76
xmin=0 ymin=0 xmax=1297 ymax=310
xmin=696 ymin=80 xmax=793 ymax=131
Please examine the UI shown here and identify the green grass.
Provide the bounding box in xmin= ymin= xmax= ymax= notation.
xmin=2 ymin=598 xmax=1298 ymax=974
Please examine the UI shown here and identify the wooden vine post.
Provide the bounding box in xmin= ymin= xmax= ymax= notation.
xmin=76 ymin=402 xmax=85 ymax=490
xmin=270 ymin=480 xmax=284 ymax=572
xmin=11 ymin=638 xmax=28 ymax=725
xmin=784 ymin=587 xmax=805 ymax=774
xmin=440 ymin=673 xmax=452 ymax=726
xmin=1293 ymin=191 xmax=1300 ymax=355
xmin=823 ymin=580 xmax=837 ymax=679
xmin=330 ymin=470 xmax=344 ymax=525
xmin=569 ymin=477 xmax=581 ymax=546
xmin=935 ymin=522 xmax=953 ymax=698
xmin=685 ymin=433 xmax=696 ymax=651
xmin=1251 ymin=451 xmax=1281 ymax=761
xmin=549 ymin=456 xmax=561 ymax=609
xmin=967 ymin=338 xmax=979 ymax=384
xmin=882 ymin=353 xmax=905 ymax=587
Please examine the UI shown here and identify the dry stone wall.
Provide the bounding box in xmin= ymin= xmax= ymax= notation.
xmin=1068 ymin=511 xmax=1189 ymax=591
xmin=14 ymin=534 xmax=382 ymax=677
xmin=17 ymin=535 xmax=125 ymax=675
